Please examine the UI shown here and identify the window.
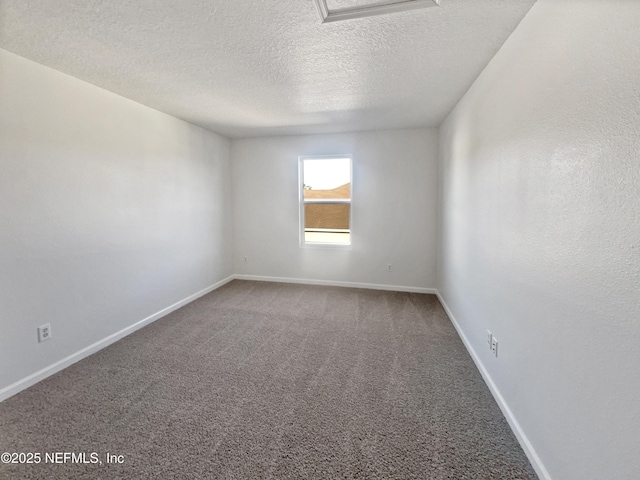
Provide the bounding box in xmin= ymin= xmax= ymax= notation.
xmin=299 ymin=155 xmax=352 ymax=246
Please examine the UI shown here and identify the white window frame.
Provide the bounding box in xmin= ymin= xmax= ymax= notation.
xmin=298 ymin=155 xmax=353 ymax=248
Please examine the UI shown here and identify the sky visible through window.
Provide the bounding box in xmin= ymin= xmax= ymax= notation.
xmin=303 ymin=158 xmax=350 ymax=191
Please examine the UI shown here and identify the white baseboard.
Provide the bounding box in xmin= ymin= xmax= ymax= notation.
xmin=435 ymin=291 xmax=552 ymax=480
xmin=0 ymin=275 xmax=235 ymax=403
xmin=233 ymin=274 xmax=437 ymax=294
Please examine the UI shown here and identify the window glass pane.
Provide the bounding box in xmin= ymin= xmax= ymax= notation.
xmin=305 ymin=203 xmax=350 ymax=230
xmin=304 ymin=183 xmax=350 ymax=199
xmin=304 ymin=203 xmax=350 ymax=244
xmin=304 ymin=231 xmax=350 ymax=244
xmin=303 ymin=158 xmax=351 ymax=199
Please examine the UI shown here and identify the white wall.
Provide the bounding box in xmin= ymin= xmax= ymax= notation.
xmin=438 ymin=1 xmax=640 ymax=479
xmin=0 ymin=49 xmax=233 ymax=398
xmin=232 ymin=129 xmax=438 ymax=290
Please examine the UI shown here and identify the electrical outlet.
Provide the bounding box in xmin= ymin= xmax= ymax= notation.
xmin=491 ymin=336 xmax=498 ymax=357
xmin=38 ymin=323 xmax=52 ymax=343
xmin=387 ymin=264 xmax=392 ymax=272
xmin=243 ymin=256 xmax=248 ymax=263
xmin=487 ymin=330 xmax=492 ymax=348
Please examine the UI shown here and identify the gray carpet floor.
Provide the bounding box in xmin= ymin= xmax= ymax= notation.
xmin=0 ymin=280 xmax=537 ymax=479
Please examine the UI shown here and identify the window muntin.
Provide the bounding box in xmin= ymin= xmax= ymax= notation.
xmin=299 ymin=156 xmax=352 ymax=246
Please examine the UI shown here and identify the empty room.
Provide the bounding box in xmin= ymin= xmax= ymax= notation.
xmin=1 ymin=0 xmax=638 ymax=479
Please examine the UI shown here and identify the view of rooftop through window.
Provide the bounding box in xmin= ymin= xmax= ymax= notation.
xmin=301 ymin=156 xmax=351 ymax=245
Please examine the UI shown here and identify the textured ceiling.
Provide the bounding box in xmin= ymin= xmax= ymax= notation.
xmin=0 ymin=0 xmax=536 ymax=138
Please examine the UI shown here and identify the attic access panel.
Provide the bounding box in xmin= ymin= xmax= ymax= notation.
xmin=313 ymin=0 xmax=440 ymax=23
